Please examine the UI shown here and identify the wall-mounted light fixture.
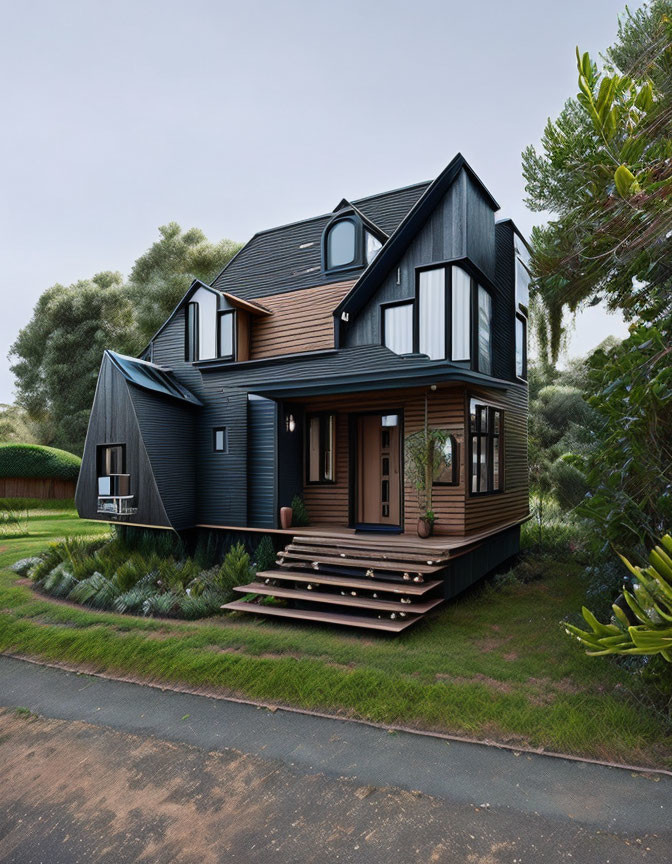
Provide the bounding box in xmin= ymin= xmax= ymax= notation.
xmin=286 ymin=413 xmax=296 ymax=433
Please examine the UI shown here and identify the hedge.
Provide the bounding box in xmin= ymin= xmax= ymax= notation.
xmin=0 ymin=444 xmax=81 ymax=481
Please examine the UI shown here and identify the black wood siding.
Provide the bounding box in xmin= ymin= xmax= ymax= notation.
xmin=247 ymin=396 xmax=278 ymax=528
xmin=493 ymin=221 xmax=517 ymax=382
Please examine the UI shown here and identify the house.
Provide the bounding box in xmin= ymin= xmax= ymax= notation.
xmin=75 ymin=153 xmax=530 ymax=632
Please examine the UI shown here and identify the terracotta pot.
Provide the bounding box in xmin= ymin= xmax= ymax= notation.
xmin=280 ymin=506 xmax=293 ymax=530
xmin=417 ymin=517 xmax=434 ymax=539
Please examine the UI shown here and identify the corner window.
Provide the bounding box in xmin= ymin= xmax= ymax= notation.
xmin=326 ymin=219 xmax=356 ymax=269
xmin=213 ymin=427 xmax=229 ymax=453
xmin=383 ymin=302 xmax=413 ymax=355
xmin=433 ymin=434 xmax=458 ymax=486
xmin=451 ymin=266 xmax=471 ymax=361
xmin=476 ymin=285 xmax=493 ymax=376
xmin=514 ymin=234 xmax=531 ymax=312
xmin=515 ymin=314 xmax=527 ymax=379
xmin=469 ymin=400 xmax=502 ymax=494
xmin=218 ymin=311 xmax=235 ymax=359
xmin=185 ymin=302 xmax=199 ymax=362
xmin=418 ymin=268 xmax=446 ymax=360
xmin=307 ymin=413 xmax=335 ymax=483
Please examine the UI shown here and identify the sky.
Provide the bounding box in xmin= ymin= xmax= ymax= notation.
xmin=0 ymin=0 xmax=632 ymax=403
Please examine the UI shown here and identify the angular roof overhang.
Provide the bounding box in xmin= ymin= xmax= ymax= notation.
xmin=106 ymin=351 xmax=203 ymax=406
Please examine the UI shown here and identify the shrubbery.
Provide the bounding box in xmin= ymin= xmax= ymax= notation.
xmin=0 ymin=443 xmax=81 ymax=481
xmin=27 ymin=530 xmax=254 ymax=620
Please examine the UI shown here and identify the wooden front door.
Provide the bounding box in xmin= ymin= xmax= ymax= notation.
xmin=356 ymin=413 xmax=401 ymax=527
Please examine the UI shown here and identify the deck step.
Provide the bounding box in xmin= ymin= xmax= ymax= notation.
xmin=234 ymin=582 xmax=444 ymax=614
xmin=256 ymin=569 xmax=442 ymax=595
xmin=222 ymin=600 xmax=418 ymax=632
xmin=284 ymin=542 xmax=450 ymax=566
xmin=277 ymin=550 xmax=443 ymax=575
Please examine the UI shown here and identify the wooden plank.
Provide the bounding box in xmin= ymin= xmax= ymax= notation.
xmin=234 ymin=582 xmax=444 ymax=614
xmin=286 ymin=540 xmax=451 ymax=565
xmin=222 ymin=600 xmax=419 ymax=632
xmin=278 ymin=550 xmax=442 ymax=574
xmin=253 ymin=569 xmax=443 ymax=595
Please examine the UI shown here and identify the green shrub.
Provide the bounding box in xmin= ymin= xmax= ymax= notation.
xmin=254 ymin=535 xmax=276 ymax=572
xmin=290 ymin=495 xmax=310 ymax=527
xmin=0 ymin=444 xmax=81 ymax=480
xmin=216 ymin=542 xmax=252 ymax=599
xmin=9 ymin=557 xmax=41 ymax=576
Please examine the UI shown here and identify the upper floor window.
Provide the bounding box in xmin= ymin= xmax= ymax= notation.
xmin=185 ymin=302 xmax=199 ymax=362
xmin=326 ymin=219 xmax=357 ymax=269
xmin=514 ymin=233 xmax=531 ymax=313
xmin=218 ymin=311 xmax=235 ymax=359
xmin=366 ymin=231 xmax=382 ymax=264
xmin=477 ymin=285 xmax=492 ymax=376
xmin=515 ymin=314 xmax=527 ymax=379
xmin=383 ymin=301 xmax=413 ymax=355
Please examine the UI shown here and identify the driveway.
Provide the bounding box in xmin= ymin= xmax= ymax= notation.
xmin=0 ymin=655 xmax=669 ymax=862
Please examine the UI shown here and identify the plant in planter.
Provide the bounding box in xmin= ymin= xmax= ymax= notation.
xmin=405 ymin=423 xmax=450 ymax=538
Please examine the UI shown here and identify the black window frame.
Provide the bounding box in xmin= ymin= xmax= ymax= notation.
xmin=217 ymin=310 xmax=236 ymax=361
xmin=97 ymin=443 xmax=126 ymax=477
xmin=305 ymin=412 xmax=336 ymax=485
xmin=185 ymin=301 xmax=199 ymax=362
xmin=472 ymin=282 xmax=494 ymax=376
xmin=322 ymin=214 xmax=380 ymax=275
xmin=468 ymin=400 xmax=503 ymax=496
xmin=381 ymin=298 xmax=415 ymax=355
xmin=213 ymin=427 xmax=229 ymax=453
xmin=515 ymin=313 xmax=527 ymax=380
xmin=432 ymin=433 xmax=459 ymax=487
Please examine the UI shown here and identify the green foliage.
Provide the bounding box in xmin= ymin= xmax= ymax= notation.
xmin=254 ymin=535 xmax=276 ymax=572
xmin=290 ymin=495 xmax=310 ymax=527
xmin=216 ymin=542 xmax=253 ymax=600
xmin=128 ymin=223 xmax=241 ymax=344
xmin=0 ymin=404 xmax=39 ymax=444
xmin=567 ymin=534 xmax=672 ymax=661
xmin=0 ymin=443 xmax=81 ymax=481
xmin=523 ymin=3 xmax=672 ymax=360
xmin=549 ymin=458 xmax=590 ymax=510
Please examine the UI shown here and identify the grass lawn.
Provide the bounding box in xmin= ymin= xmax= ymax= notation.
xmin=1 ymin=507 xmax=671 ymax=768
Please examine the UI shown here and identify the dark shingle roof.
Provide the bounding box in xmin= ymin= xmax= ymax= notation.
xmin=210 ymin=182 xmax=430 ymax=301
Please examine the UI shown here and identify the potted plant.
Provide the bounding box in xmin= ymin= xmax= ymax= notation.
xmin=405 ymin=407 xmax=450 ymax=538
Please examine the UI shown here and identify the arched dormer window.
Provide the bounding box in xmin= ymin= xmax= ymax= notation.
xmin=322 ymin=210 xmax=385 ymax=274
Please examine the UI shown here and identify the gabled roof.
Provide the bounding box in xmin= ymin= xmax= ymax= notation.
xmin=209 ymin=181 xmax=429 ymax=300
xmin=335 ymin=154 xmax=500 ymax=322
xmin=107 ymin=351 xmax=203 ymax=406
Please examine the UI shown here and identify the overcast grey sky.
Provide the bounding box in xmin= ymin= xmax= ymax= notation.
xmin=0 ymin=0 xmax=631 ymax=403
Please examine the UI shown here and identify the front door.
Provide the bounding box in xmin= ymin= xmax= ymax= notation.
xmin=356 ymin=413 xmax=401 ymax=528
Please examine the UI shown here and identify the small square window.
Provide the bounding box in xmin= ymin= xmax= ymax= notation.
xmin=214 ymin=427 xmax=229 ymax=453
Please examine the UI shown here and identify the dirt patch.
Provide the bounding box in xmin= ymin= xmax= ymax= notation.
xmin=502 ymin=652 xmax=518 ymax=662
xmin=527 ymin=676 xmax=583 ymax=695
xmin=435 ymin=673 xmax=515 ymax=694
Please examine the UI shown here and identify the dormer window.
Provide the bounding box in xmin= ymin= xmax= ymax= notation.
xmin=325 ymin=218 xmax=357 ymax=270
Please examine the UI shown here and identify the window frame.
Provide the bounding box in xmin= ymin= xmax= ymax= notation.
xmin=305 ymin=412 xmax=336 ymax=485
xmin=468 ymin=399 xmax=503 ymax=496
xmin=217 ymin=310 xmax=236 ymax=361
xmin=185 ymin=301 xmax=199 ymax=362
xmin=515 ymin=313 xmax=528 ymax=380
xmin=432 ymin=433 xmax=459 ymax=487
xmin=473 ymin=283 xmax=493 ymax=376
xmin=96 ymin=443 xmax=126 ymax=477
xmin=323 ymin=217 xmax=362 ymax=273
xmin=381 ymin=299 xmax=415 ymax=355
xmin=213 ymin=427 xmax=229 ymax=453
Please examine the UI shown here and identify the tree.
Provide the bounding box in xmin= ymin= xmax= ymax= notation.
xmin=128 ymin=223 xmax=241 ymax=344
xmin=523 ymin=2 xmax=672 ymax=361
xmin=0 ymin=404 xmax=39 ymax=444
xmin=9 ymin=273 xmax=138 ymax=454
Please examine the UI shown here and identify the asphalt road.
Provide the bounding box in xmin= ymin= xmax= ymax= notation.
xmin=0 ymin=655 xmax=669 ymax=863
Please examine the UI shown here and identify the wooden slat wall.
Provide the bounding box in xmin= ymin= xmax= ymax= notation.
xmin=249 ymin=281 xmax=355 ymax=360
xmin=0 ymin=477 xmax=76 ymax=500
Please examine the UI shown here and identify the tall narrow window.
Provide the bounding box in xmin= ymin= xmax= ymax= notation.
xmin=477 ymin=285 xmax=492 ymax=375
xmin=515 ymin=315 xmax=527 ymax=379
xmin=383 ymin=302 xmax=413 ymax=355
xmin=213 ymin=427 xmax=229 ymax=453
xmin=218 ymin=311 xmax=235 ymax=359
xmin=418 ymin=268 xmax=446 ymax=359
xmin=469 ymin=400 xmax=502 ymax=494
xmin=451 ymin=266 xmax=471 ymax=361
xmin=514 ymin=234 xmax=531 ymax=311
xmin=326 ymin=220 xmax=356 ymax=269
xmin=307 ymin=413 xmax=336 ymax=483
xmin=185 ymin=302 xmax=199 ymax=362
xmin=433 ymin=434 xmax=458 ymax=485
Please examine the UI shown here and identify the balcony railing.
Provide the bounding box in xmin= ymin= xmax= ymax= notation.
xmin=97 ymin=474 xmax=137 ymax=516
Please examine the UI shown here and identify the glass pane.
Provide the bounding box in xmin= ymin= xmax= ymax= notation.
xmin=479 ymin=440 xmax=488 ymax=491
xmin=366 ymin=231 xmax=382 ymax=263
xmin=478 ymin=405 xmax=489 ymax=434
xmin=383 ymin=304 xmax=413 ymax=355
xmin=215 ymin=429 xmax=227 ymax=452
xmin=493 ymin=438 xmax=500 ymax=490
xmin=514 ymin=236 xmax=531 ymax=309
xmin=381 ymin=414 xmax=399 ymax=427
xmin=219 ymin=313 xmax=234 ymax=358
xmin=381 ymin=479 xmax=389 ymax=503
xmin=308 ymin=417 xmax=321 ymax=481
xmin=104 ymin=445 xmax=123 ymax=474
xmin=471 ymin=436 xmax=478 ymax=493
xmin=323 ymin=415 xmax=335 ymax=481
xmin=469 ymin=399 xmax=478 ymax=432
xmin=434 ymin=435 xmax=455 ymax=484
xmin=492 ymin=410 xmax=501 ymax=435
xmin=382 ymin=456 xmax=390 ymax=476
xmin=477 ymin=285 xmax=492 ymax=375
xmin=186 ymin=303 xmax=199 ymax=361
xmin=418 ymin=268 xmax=446 ymax=360
xmin=327 ymin=220 xmax=356 ymax=268
xmin=515 ymin=317 xmax=525 ymax=377
xmin=451 ymin=266 xmax=471 ymax=361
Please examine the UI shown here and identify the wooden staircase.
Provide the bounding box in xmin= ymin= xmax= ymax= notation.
xmin=222 ymin=533 xmax=450 ymax=632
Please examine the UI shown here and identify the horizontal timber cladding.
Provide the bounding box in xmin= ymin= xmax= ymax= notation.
xmin=0 ymin=477 xmax=76 ymax=499
xmin=247 ymin=396 xmax=278 ymax=528
xmin=298 ymin=385 xmax=468 ymax=536
xmin=465 ymin=382 xmax=529 ymax=533
xmin=75 ymin=355 xmax=171 ymax=528
xmin=248 ymin=281 xmax=355 ymax=360
xmin=128 ymin=385 xmax=198 ymax=531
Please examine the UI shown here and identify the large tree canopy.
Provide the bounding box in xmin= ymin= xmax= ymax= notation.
xmin=523 ymin=1 xmax=672 ymax=361
xmin=128 ymin=223 xmax=241 ymax=344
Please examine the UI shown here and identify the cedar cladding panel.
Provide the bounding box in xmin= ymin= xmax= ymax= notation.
xmin=249 ymin=282 xmax=355 ymax=360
